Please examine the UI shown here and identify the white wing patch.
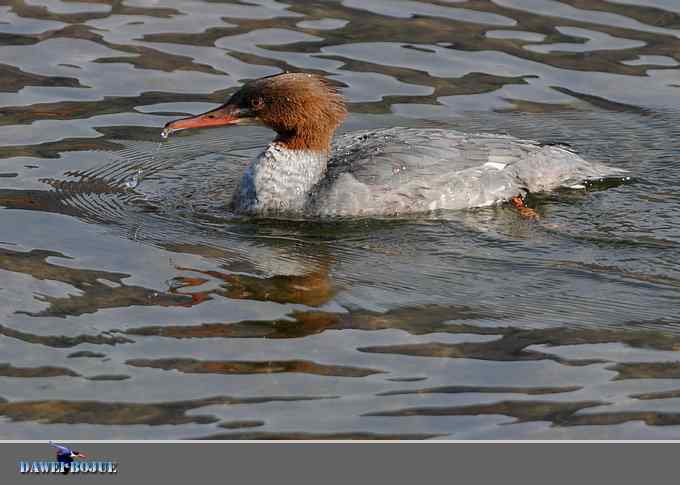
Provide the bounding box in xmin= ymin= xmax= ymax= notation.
xmin=483 ymin=161 xmax=507 ymax=170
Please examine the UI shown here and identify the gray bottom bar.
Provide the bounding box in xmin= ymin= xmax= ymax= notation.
xmin=0 ymin=442 xmax=674 ymax=485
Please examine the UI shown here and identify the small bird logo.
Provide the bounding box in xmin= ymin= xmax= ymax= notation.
xmin=48 ymin=441 xmax=87 ymax=475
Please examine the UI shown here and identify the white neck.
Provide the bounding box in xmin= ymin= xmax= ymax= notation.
xmin=231 ymin=143 xmax=328 ymax=215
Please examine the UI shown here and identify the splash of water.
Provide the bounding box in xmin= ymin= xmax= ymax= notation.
xmin=123 ymin=142 xmax=164 ymax=189
xmin=124 ymin=169 xmax=143 ymax=189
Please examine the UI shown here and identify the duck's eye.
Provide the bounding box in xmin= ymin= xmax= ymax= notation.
xmin=250 ymin=97 xmax=264 ymax=110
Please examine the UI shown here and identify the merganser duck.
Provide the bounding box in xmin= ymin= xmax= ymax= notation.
xmin=162 ymin=73 xmax=625 ymax=218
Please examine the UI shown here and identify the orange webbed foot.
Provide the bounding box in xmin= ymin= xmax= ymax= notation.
xmin=510 ymin=195 xmax=539 ymax=220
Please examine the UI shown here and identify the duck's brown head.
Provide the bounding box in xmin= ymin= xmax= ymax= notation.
xmin=163 ymin=73 xmax=347 ymax=152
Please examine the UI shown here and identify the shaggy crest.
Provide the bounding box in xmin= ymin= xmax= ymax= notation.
xmin=230 ymin=73 xmax=347 ymax=151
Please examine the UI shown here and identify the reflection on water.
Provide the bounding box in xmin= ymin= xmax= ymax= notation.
xmin=0 ymin=0 xmax=679 ymax=439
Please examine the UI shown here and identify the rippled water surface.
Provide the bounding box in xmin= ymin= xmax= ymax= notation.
xmin=1 ymin=0 xmax=680 ymax=439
